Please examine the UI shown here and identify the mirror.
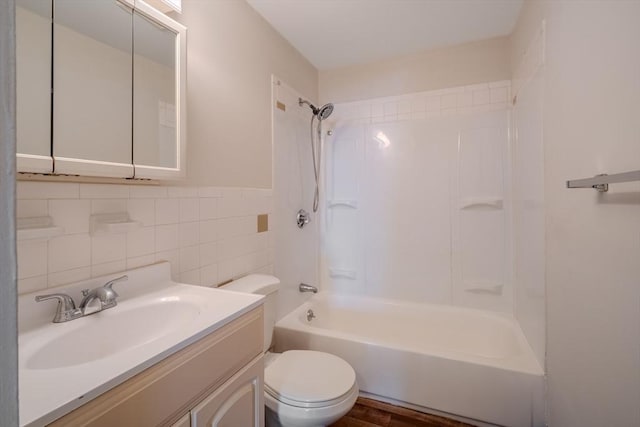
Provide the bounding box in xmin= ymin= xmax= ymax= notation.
xmin=16 ymin=0 xmax=52 ymax=172
xmin=53 ymin=0 xmax=133 ymax=174
xmin=133 ymin=9 xmax=177 ymax=169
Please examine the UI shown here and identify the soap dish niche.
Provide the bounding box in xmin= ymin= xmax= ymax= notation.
xmin=90 ymin=213 xmax=141 ymax=235
xmin=17 ymin=216 xmax=64 ymax=241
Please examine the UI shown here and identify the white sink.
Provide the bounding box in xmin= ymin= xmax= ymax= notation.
xmin=26 ymin=299 xmax=200 ymax=370
xmin=18 ymin=262 xmax=263 ymax=427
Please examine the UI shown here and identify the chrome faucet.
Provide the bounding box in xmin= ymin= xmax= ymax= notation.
xmin=34 ymin=293 xmax=82 ymax=323
xmin=80 ymin=275 xmax=127 ymax=315
xmin=299 ymin=283 xmax=318 ymax=293
xmin=35 ymin=275 xmax=127 ymax=323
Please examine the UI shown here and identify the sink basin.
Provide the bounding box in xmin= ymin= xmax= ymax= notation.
xmin=26 ymin=299 xmax=200 ymax=370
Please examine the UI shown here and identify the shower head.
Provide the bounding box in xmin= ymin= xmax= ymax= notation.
xmin=317 ymin=103 xmax=334 ymax=120
xmin=299 ymin=98 xmax=334 ymax=120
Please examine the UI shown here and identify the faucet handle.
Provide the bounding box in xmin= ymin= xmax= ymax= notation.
xmin=35 ymin=293 xmax=82 ymax=323
xmin=103 ymin=275 xmax=127 ymax=297
xmin=35 ymin=292 xmax=77 ymax=309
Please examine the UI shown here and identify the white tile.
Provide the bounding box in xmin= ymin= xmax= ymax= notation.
xmin=217 ymin=217 xmax=255 ymax=239
xmin=410 ymin=96 xmax=425 ymax=113
xmin=199 ymin=198 xmax=218 ymax=220
xmin=179 ymin=222 xmax=199 ymax=248
xmin=411 ymin=111 xmax=427 ymax=121
xmin=217 ymin=195 xmax=246 ymax=218
xmin=155 ymin=224 xmax=180 ymax=251
xmin=441 ymin=93 xmax=457 ymax=109
xmin=48 ymin=234 xmax=91 ymax=273
xmin=48 ymin=267 xmax=91 ymax=288
xmin=155 ymin=250 xmax=180 ymax=280
xmin=397 ymin=99 xmax=411 ymax=115
xmin=91 ymin=234 xmax=126 ymax=265
xmin=232 ymin=255 xmax=252 ymax=277
xmin=155 ymin=198 xmax=180 ymax=225
xmin=490 ymin=87 xmax=509 ymax=104
xmin=128 ymin=199 xmax=155 ymax=227
xmin=127 ymin=227 xmax=155 ymax=257
xmin=473 ymin=89 xmax=491 ymax=105
xmin=180 ymin=246 xmax=200 ymax=272
xmin=91 ymin=260 xmax=126 ymax=278
xmin=180 ymin=269 xmax=200 ymax=286
xmin=371 ymin=102 xmax=384 ymax=117
xmin=199 ymin=242 xmax=218 ymax=267
xmin=383 ymin=101 xmax=397 ymax=118
xmin=91 ymin=199 xmax=127 ymax=214
xmin=80 ymin=184 xmax=129 ymax=199
xmin=357 ymin=103 xmax=372 ymax=118
xmin=198 ymin=187 xmax=222 ymax=198
xmin=398 ymin=113 xmax=411 ymax=121
xmin=17 ymin=240 xmax=47 ymax=279
xmin=425 ymin=96 xmax=441 ymax=112
xmin=489 ymin=80 xmax=510 ymax=88
xmin=167 ymin=186 xmax=198 ymax=198
xmin=457 ymin=91 xmax=473 ymax=108
xmin=16 ymin=200 xmax=48 ymax=218
xmin=126 ymin=254 xmax=155 ymax=270
xmin=199 ymin=219 xmax=218 ymax=243
xmin=49 ymin=199 xmax=90 ymax=234
xmin=129 ymin=186 xmax=167 ymax=199
xmin=18 ymin=275 xmax=48 ymax=295
xmin=17 ymin=182 xmax=79 ymax=199
xmin=216 ymin=260 xmax=233 ymax=283
xmin=179 ymin=198 xmax=199 ymax=223
xmin=463 ymin=82 xmax=490 ymax=92
xmin=200 ymin=263 xmax=218 ymax=286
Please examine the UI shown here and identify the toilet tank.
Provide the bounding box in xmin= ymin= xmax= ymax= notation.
xmin=221 ymin=274 xmax=280 ymax=352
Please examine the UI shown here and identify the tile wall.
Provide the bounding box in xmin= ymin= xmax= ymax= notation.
xmin=16 ymin=181 xmax=273 ymax=295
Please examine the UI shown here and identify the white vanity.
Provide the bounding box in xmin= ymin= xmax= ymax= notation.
xmin=19 ymin=263 xmax=264 ymax=426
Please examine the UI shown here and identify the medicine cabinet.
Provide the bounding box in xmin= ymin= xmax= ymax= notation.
xmin=16 ymin=0 xmax=186 ymax=180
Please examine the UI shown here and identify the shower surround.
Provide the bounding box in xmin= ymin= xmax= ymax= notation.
xmin=321 ymin=80 xmax=514 ymax=314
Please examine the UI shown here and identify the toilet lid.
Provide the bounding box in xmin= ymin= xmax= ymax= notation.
xmin=265 ymin=350 xmax=356 ymax=407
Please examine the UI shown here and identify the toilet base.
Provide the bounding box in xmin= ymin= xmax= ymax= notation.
xmin=264 ymin=384 xmax=358 ymax=427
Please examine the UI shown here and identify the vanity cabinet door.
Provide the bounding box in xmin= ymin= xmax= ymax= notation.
xmin=132 ymin=1 xmax=186 ymax=179
xmin=191 ymin=355 xmax=264 ymax=427
xmin=16 ymin=0 xmax=53 ymax=173
xmin=52 ymin=0 xmax=134 ymax=178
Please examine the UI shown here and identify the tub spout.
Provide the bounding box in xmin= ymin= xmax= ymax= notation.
xmin=299 ymin=283 xmax=318 ymax=293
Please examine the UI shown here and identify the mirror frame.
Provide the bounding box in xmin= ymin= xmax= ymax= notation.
xmin=132 ymin=0 xmax=186 ymax=180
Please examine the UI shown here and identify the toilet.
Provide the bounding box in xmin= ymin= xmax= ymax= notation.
xmin=222 ymin=274 xmax=358 ymax=427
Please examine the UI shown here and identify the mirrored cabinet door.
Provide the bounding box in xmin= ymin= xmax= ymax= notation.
xmin=16 ymin=0 xmax=53 ymax=173
xmin=133 ymin=1 xmax=186 ymax=179
xmin=53 ymin=0 xmax=134 ymax=178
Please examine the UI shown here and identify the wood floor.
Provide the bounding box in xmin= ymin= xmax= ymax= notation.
xmin=331 ymin=398 xmax=474 ymax=427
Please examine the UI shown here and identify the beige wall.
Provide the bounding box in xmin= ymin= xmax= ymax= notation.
xmin=511 ymin=1 xmax=640 ymax=426
xmin=319 ymin=36 xmax=510 ymax=104
xmin=175 ymin=0 xmax=318 ymax=188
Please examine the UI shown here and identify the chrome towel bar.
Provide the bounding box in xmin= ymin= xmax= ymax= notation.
xmin=566 ymin=170 xmax=640 ymax=192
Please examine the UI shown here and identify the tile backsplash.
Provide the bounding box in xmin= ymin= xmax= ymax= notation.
xmin=16 ymin=181 xmax=273 ymax=295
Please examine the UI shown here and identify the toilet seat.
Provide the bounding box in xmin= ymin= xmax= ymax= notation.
xmin=265 ymin=350 xmax=357 ymax=409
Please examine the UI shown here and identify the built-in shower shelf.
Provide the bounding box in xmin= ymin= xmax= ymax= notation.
xmin=328 ymin=268 xmax=357 ymax=279
xmin=327 ymin=199 xmax=358 ymax=209
xmin=459 ymin=197 xmax=503 ymax=210
xmin=463 ymin=282 xmax=504 ymax=295
xmin=17 ymin=217 xmax=64 ymax=241
xmin=90 ymin=213 xmax=141 ymax=235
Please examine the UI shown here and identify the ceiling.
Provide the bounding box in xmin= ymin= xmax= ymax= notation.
xmin=246 ymin=0 xmax=524 ymax=70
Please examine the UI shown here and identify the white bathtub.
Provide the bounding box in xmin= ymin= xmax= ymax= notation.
xmin=274 ymin=293 xmax=544 ymax=427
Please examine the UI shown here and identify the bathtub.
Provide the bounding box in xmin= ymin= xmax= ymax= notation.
xmin=274 ymin=293 xmax=544 ymax=427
